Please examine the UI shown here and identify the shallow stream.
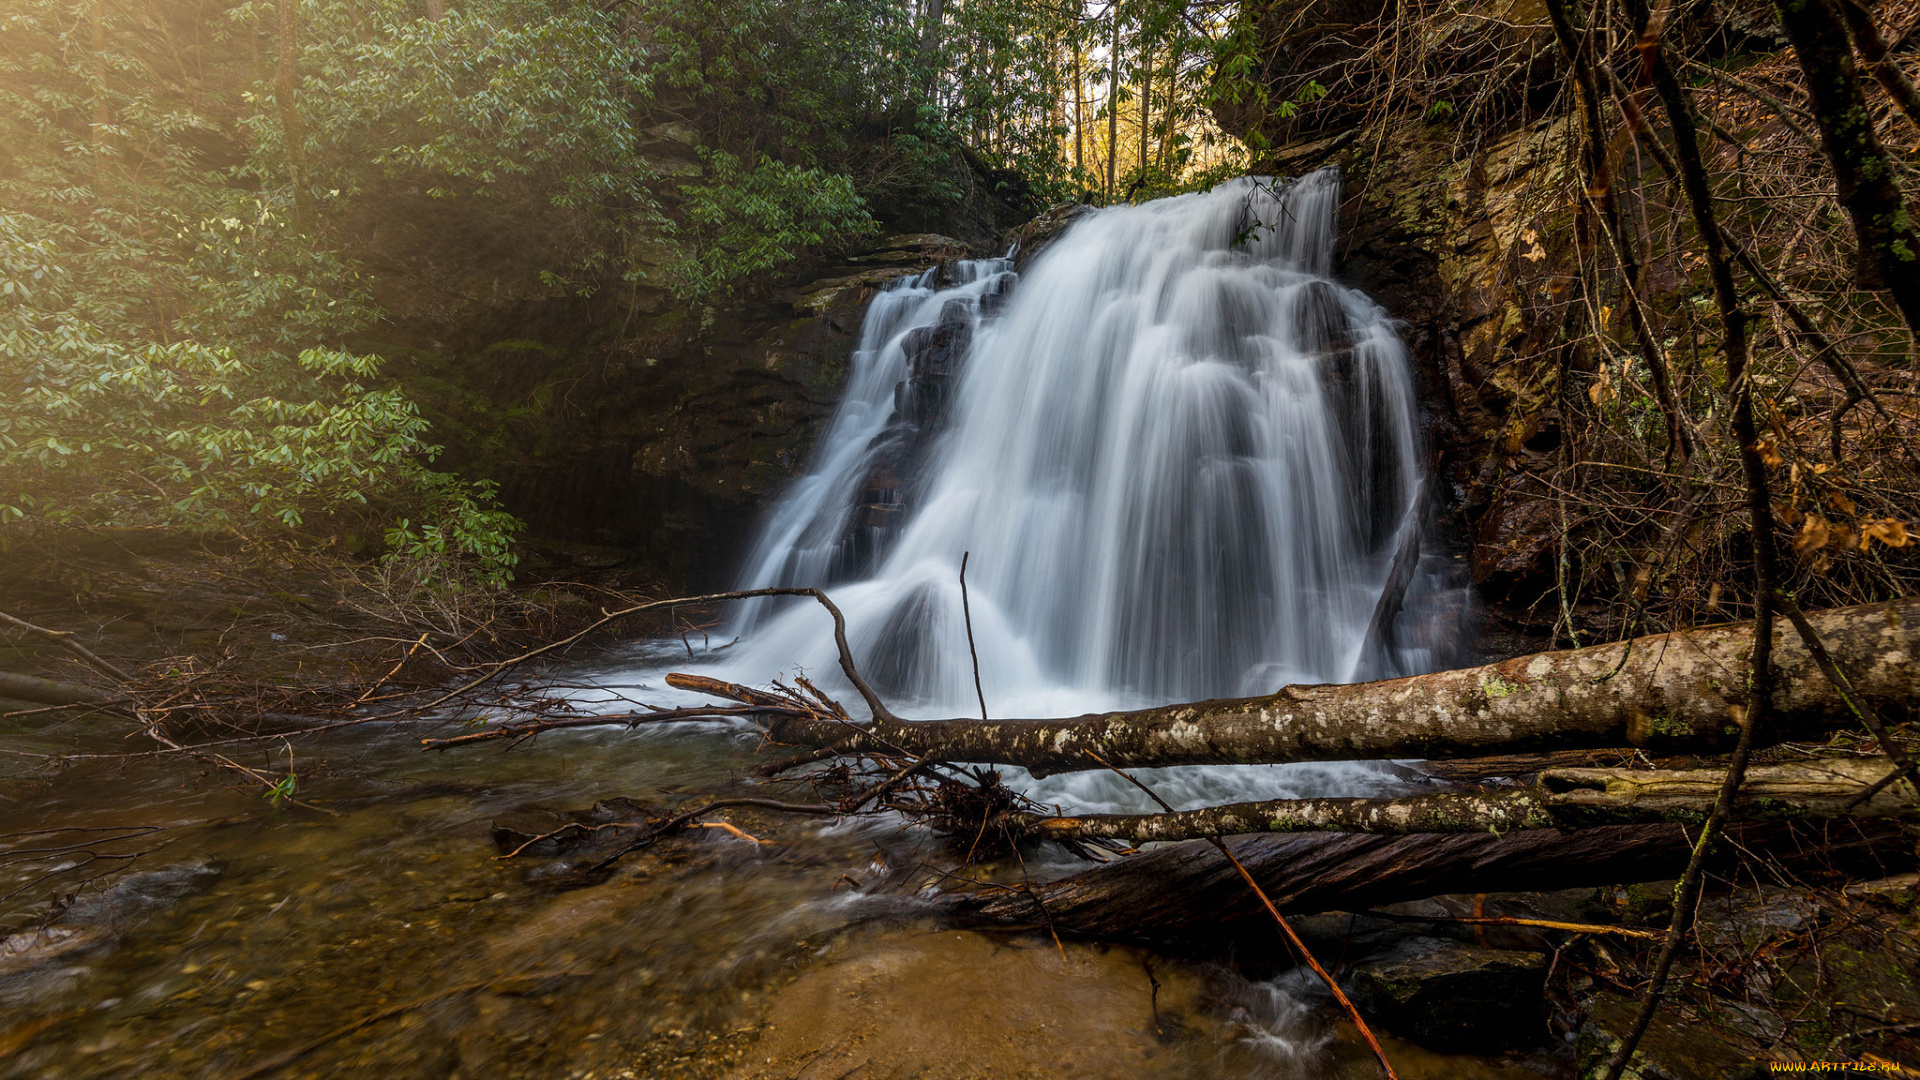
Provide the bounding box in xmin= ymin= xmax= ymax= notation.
xmin=2 ymin=663 xmax=1559 ymax=1080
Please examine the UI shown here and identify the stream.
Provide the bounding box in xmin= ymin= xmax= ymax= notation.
xmin=2 ymin=683 xmax=1557 ymax=1080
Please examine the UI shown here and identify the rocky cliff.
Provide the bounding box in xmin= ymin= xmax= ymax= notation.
xmin=1207 ymin=0 xmax=1894 ymax=652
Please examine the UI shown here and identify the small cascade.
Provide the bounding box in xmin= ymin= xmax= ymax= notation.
xmin=718 ymin=170 xmax=1466 ymax=719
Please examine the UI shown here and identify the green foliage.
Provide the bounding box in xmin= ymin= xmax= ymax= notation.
xmin=669 ymin=151 xmax=878 ymax=299
xmin=265 ymin=772 xmax=299 ymax=806
xmin=0 ymin=0 xmax=521 ymax=579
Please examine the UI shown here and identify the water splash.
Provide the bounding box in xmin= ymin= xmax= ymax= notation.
xmin=718 ymin=170 xmax=1464 ymax=718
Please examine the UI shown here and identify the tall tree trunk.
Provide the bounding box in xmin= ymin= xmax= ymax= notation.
xmin=1106 ymin=2 xmax=1120 ymax=200
xmin=1157 ymin=35 xmax=1179 ymax=171
xmin=918 ymin=0 xmax=946 ymax=98
xmin=1073 ymin=37 xmax=1085 ymax=181
xmin=1772 ymin=0 xmax=1920 ymax=336
xmin=275 ymin=0 xmax=313 ymax=232
xmin=1837 ymin=0 xmax=1920 ymax=130
xmin=1541 ymin=0 xmax=1692 ymax=462
xmin=717 ymin=597 xmax=1920 ymax=774
xmin=1138 ymin=41 xmax=1151 ymax=182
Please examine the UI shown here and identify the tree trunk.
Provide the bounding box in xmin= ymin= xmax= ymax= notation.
xmin=738 ymin=597 xmax=1920 ymax=775
xmin=1837 ymin=0 xmax=1920 ymax=130
xmin=1106 ymin=3 xmax=1120 ymax=200
xmin=1138 ymin=41 xmax=1151 ymax=181
xmin=917 ymin=0 xmax=945 ymax=99
xmin=275 ymin=0 xmax=313 ymax=231
xmin=1072 ymin=38 xmax=1085 ymax=180
xmin=1014 ymin=757 xmax=1915 ymax=845
xmin=1157 ymin=34 xmax=1179 ymax=171
xmin=1772 ymin=0 xmax=1920 ymax=333
xmin=955 ymin=820 xmax=1912 ymax=936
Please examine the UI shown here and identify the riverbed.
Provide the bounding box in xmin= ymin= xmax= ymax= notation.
xmin=0 ymin=653 xmax=1571 ymax=1080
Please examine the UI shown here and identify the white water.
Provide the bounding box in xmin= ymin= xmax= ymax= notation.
xmin=642 ymin=170 xmax=1466 ymax=811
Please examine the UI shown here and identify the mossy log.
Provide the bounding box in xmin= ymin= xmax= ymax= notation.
xmin=738 ymin=598 xmax=1919 ymax=775
xmin=955 ymin=820 xmax=1913 ymax=936
xmin=1013 ymin=757 xmax=1916 ymax=844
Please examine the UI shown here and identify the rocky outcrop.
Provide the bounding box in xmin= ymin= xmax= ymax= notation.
xmin=1210 ymin=0 xmax=1806 ymax=649
xmin=366 ymin=233 xmax=974 ymax=586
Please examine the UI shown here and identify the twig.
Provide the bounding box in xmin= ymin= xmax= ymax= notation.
xmin=421 ymin=586 xmax=897 ymax=724
xmin=0 ymin=610 xmax=136 ymax=684
xmin=690 ymin=820 xmax=769 ymax=844
xmin=959 ymin=552 xmax=988 ymax=722
xmin=353 ymin=632 xmax=428 ymax=705
xmin=1354 ymin=909 xmax=1663 ymax=939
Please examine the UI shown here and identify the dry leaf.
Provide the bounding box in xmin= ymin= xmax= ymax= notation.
xmin=1829 ymin=492 xmax=1857 ymax=515
xmin=1588 ymin=366 xmax=1615 ymax=405
xmin=1794 ymin=513 xmax=1830 ymax=555
xmin=1863 ymin=518 xmax=1911 ymax=548
xmin=1754 ymin=438 xmax=1784 ymax=468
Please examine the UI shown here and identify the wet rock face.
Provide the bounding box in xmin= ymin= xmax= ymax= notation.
xmin=373 ymin=235 xmax=974 ymax=588
xmin=1344 ymin=938 xmax=1548 ymax=1053
xmin=1211 ymin=0 xmax=1796 ymax=644
xmin=838 ymin=292 xmax=990 ymax=577
xmin=896 ymin=299 xmax=975 ymax=426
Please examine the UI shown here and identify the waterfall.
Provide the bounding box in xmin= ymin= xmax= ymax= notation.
xmin=716 ymin=170 xmax=1464 ymax=723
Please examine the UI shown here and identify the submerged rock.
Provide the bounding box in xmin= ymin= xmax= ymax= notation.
xmin=1576 ymin=995 xmax=1766 ymax=1080
xmin=0 ymin=860 xmax=220 ymax=980
xmin=1344 ymin=937 xmax=1547 ymax=1053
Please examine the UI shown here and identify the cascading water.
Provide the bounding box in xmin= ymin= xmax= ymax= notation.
xmin=715 ymin=169 xmax=1465 ymax=726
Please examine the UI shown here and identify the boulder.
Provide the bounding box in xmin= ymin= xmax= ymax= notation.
xmin=1343 ymin=937 xmax=1548 ymax=1053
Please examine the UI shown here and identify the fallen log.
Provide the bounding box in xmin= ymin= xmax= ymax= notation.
xmin=0 ymin=670 xmax=114 ymax=707
xmin=1012 ymin=757 xmax=1916 ymax=844
xmin=955 ymin=819 xmax=1914 ymax=937
xmin=737 ymin=597 xmax=1919 ymax=774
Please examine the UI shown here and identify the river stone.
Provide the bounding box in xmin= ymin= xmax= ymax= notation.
xmin=1343 ymin=937 xmax=1547 ymax=1053
xmin=1576 ymin=995 xmax=1767 ymax=1080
